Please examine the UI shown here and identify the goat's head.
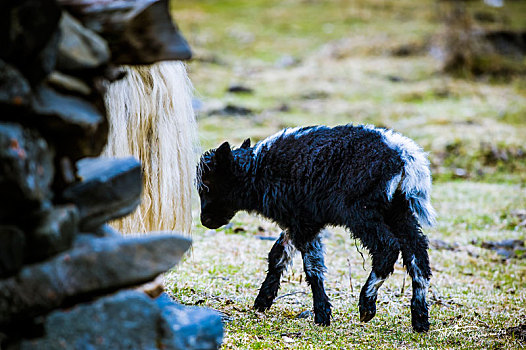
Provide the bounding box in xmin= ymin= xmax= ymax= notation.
xmin=197 ymin=139 xmax=251 ymax=229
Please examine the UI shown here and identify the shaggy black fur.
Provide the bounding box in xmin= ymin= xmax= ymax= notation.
xmin=197 ymin=124 xmax=434 ymax=332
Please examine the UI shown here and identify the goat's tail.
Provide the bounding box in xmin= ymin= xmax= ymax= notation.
xmin=379 ymin=129 xmax=437 ymax=228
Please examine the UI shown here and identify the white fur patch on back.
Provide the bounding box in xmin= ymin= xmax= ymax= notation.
xmin=253 ymin=126 xmax=327 ymax=156
xmin=373 ymin=127 xmax=437 ymax=227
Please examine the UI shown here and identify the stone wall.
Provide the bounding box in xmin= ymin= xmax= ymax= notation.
xmin=0 ymin=1 xmax=222 ymax=348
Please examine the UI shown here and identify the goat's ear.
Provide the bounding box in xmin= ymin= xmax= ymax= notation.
xmin=215 ymin=142 xmax=233 ymax=164
xmin=240 ymin=138 xmax=251 ymax=149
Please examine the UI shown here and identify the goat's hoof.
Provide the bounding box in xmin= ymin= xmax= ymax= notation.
xmin=411 ymin=312 xmax=430 ymax=332
xmin=314 ymin=317 xmax=330 ymax=326
xmin=359 ymin=311 xmax=375 ymax=323
xmin=314 ymin=308 xmax=331 ymax=326
xmin=254 ymin=305 xmax=270 ymax=312
xmin=359 ymin=304 xmax=376 ymax=323
xmin=253 ymin=297 xmax=272 ymax=312
xmin=411 ymin=303 xmax=430 ymax=332
xmin=412 ymin=321 xmax=430 ymax=333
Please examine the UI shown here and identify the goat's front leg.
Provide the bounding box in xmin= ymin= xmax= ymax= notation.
xmin=299 ymin=236 xmax=332 ymax=326
xmin=254 ymin=231 xmax=296 ymax=312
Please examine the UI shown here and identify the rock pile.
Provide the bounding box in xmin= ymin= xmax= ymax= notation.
xmin=0 ymin=0 xmax=222 ymax=348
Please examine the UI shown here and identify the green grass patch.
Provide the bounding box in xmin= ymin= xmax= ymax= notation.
xmin=166 ymin=183 xmax=525 ymax=349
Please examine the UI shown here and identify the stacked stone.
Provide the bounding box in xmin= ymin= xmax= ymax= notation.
xmin=0 ymin=0 xmax=222 ymax=349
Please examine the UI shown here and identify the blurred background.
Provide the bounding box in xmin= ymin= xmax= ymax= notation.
xmin=174 ymin=0 xmax=525 ymax=183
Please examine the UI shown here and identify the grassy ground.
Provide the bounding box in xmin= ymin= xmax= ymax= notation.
xmin=166 ymin=0 xmax=526 ymax=348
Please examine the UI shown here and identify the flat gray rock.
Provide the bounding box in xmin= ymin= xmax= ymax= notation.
xmin=46 ymin=72 xmax=92 ymax=96
xmin=0 ymin=226 xmax=25 ymax=278
xmin=26 ymin=205 xmax=79 ymax=263
xmin=20 ymin=290 xmax=222 ymax=350
xmin=0 ymin=123 xmax=54 ymax=223
xmin=0 ymin=60 xmax=32 ymax=109
xmin=0 ymin=0 xmax=61 ymax=83
xmin=62 ymin=157 xmax=142 ymax=231
xmin=156 ymin=293 xmax=224 ymax=350
xmin=0 ymin=233 xmax=191 ymax=325
xmin=57 ymin=12 xmax=110 ymax=72
xmin=30 ymin=85 xmax=108 ymax=159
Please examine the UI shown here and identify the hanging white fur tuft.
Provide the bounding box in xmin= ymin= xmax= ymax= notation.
xmin=103 ymin=61 xmax=198 ymax=234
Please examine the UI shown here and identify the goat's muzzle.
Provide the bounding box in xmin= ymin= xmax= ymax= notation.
xmin=201 ymin=215 xmax=224 ymax=229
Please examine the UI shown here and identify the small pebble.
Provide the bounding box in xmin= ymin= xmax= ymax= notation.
xmin=296 ymin=310 xmax=313 ymax=319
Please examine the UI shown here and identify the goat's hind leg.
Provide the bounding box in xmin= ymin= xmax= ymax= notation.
xmin=405 ymin=246 xmax=431 ymax=333
xmin=397 ymin=222 xmax=431 ymax=332
xmin=386 ymin=193 xmax=431 ymax=332
xmin=352 ymin=221 xmax=400 ymax=323
xmin=254 ymin=231 xmax=296 ymax=312
xmin=299 ymin=236 xmax=331 ymax=326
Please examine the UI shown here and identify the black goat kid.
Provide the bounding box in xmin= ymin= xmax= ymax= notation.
xmin=197 ymin=124 xmax=436 ymax=332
